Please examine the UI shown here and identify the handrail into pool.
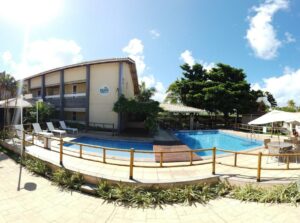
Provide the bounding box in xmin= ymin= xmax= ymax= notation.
xmin=16 ymin=131 xmax=300 ymax=182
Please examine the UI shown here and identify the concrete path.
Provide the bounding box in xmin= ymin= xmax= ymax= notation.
xmin=1 ymin=152 xmax=300 ymax=223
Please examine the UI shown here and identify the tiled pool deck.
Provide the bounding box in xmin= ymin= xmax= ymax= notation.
xmin=0 ymin=130 xmax=294 ymax=186
xmin=1 ymin=151 xmax=300 ymax=223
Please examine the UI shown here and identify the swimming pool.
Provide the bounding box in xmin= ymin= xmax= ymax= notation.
xmin=64 ymin=136 xmax=154 ymax=159
xmin=174 ymin=130 xmax=262 ymax=156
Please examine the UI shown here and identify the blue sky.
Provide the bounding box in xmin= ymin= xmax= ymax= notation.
xmin=0 ymin=0 xmax=299 ymax=105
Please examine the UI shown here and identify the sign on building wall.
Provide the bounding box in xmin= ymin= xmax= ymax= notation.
xmin=99 ymin=85 xmax=110 ymax=96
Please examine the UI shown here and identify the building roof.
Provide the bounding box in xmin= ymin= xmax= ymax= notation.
xmin=160 ymin=103 xmax=207 ymax=114
xmin=23 ymin=57 xmax=139 ymax=94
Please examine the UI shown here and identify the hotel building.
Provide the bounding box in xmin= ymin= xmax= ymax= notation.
xmin=22 ymin=58 xmax=139 ymax=132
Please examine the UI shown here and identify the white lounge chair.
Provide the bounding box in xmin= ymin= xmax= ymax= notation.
xmin=32 ymin=123 xmax=54 ymax=137
xmin=59 ymin=121 xmax=78 ymax=134
xmin=46 ymin=122 xmax=66 ymax=137
xmin=14 ymin=124 xmax=33 ymax=142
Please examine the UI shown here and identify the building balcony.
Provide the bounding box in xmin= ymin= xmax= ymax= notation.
xmin=64 ymin=93 xmax=86 ymax=98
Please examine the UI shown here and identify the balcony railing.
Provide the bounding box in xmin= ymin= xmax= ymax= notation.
xmin=45 ymin=95 xmax=60 ymax=99
xmin=64 ymin=93 xmax=86 ymax=98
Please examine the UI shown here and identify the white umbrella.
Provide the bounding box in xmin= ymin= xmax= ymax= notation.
xmin=248 ymin=110 xmax=297 ymax=125
xmin=0 ymin=97 xmax=33 ymax=108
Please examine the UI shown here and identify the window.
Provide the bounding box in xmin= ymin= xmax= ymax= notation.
xmin=37 ymin=90 xmax=41 ymax=97
xmin=72 ymin=112 xmax=77 ymax=121
xmin=72 ymin=85 xmax=77 ymax=94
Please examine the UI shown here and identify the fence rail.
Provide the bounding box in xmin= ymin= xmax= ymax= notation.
xmin=13 ymin=130 xmax=300 ymax=182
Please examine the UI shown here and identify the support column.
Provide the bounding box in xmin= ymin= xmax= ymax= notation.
xmin=60 ymin=70 xmax=64 ymax=120
xmin=190 ymin=114 xmax=194 ymax=130
xmin=85 ymin=65 xmax=90 ymax=131
xmin=117 ymin=62 xmax=123 ymax=134
xmin=41 ymin=75 xmax=45 ymax=100
xmin=28 ymin=79 xmax=31 ymax=94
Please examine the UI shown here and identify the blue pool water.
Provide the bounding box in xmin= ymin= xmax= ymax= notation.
xmin=174 ymin=130 xmax=262 ymax=156
xmin=64 ymin=136 xmax=154 ymax=159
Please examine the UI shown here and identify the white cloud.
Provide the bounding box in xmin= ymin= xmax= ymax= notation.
xmin=149 ymin=29 xmax=160 ymax=39
xmin=284 ymin=32 xmax=296 ymax=43
xmin=252 ymin=67 xmax=300 ymax=106
xmin=122 ymin=38 xmax=146 ymax=75
xmin=246 ymin=0 xmax=289 ymax=60
xmin=180 ymin=50 xmax=195 ymax=66
xmin=180 ymin=50 xmax=215 ymax=70
xmin=199 ymin=60 xmax=215 ymax=71
xmin=123 ymin=38 xmax=166 ymax=102
xmin=1 ymin=38 xmax=83 ymax=79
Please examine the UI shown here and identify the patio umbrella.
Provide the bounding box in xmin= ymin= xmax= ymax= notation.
xmin=248 ymin=110 xmax=296 ymax=125
xmin=0 ymin=97 xmax=33 ymax=108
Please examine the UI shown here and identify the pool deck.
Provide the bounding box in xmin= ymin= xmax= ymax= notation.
xmin=153 ymin=144 xmax=202 ymax=162
xmin=2 ymin=129 xmax=300 ymax=187
xmin=2 ymin=152 xmax=300 ymax=223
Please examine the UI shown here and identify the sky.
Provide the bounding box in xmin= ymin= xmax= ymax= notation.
xmin=0 ymin=0 xmax=300 ymax=105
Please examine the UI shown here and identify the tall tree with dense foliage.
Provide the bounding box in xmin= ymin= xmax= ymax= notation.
xmin=0 ymin=72 xmax=18 ymax=125
xmin=114 ymin=83 xmax=161 ymax=134
xmin=166 ymin=63 xmax=262 ymax=119
xmin=135 ymin=82 xmax=156 ymax=102
xmin=265 ymin=91 xmax=277 ymax=108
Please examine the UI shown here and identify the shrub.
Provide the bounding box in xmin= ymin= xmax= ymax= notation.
xmin=229 ymin=183 xmax=300 ymax=205
xmin=52 ymin=168 xmax=84 ymax=190
xmin=96 ymin=181 xmax=231 ymax=207
xmin=22 ymin=156 xmax=52 ymax=177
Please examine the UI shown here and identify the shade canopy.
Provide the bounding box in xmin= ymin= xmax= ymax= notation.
xmin=248 ymin=110 xmax=300 ymax=125
xmin=0 ymin=97 xmax=33 ymax=108
xmin=160 ymin=103 xmax=207 ymax=115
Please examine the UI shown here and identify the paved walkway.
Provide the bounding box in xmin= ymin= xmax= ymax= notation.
xmin=1 ymin=152 xmax=300 ymax=223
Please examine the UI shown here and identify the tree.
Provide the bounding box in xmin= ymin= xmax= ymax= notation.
xmin=166 ymin=63 xmax=261 ymax=121
xmin=0 ymin=72 xmax=18 ymax=125
xmin=135 ymin=82 xmax=156 ymax=102
xmin=25 ymin=102 xmax=55 ymax=124
xmin=114 ymin=83 xmax=161 ymax=134
xmin=287 ymin=99 xmax=296 ymax=109
xmin=265 ymin=91 xmax=277 ymax=108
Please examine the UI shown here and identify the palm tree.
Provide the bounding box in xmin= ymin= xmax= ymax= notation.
xmin=287 ymin=99 xmax=296 ymax=109
xmin=135 ymin=82 xmax=156 ymax=102
xmin=0 ymin=72 xmax=18 ymax=125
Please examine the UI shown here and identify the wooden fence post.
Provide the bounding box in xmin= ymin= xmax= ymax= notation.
xmin=60 ymin=138 xmax=63 ymax=165
xmin=234 ymin=152 xmax=237 ymax=167
xmin=79 ymin=144 xmax=83 ymax=158
xmin=129 ymin=148 xmax=134 ymax=179
xmin=103 ymin=148 xmax=106 ymax=163
xmin=190 ymin=150 xmax=193 ymax=165
xmin=212 ymin=147 xmax=216 ymax=175
xmin=257 ymin=152 xmax=262 ymax=182
xmin=160 ymin=152 xmax=163 ymax=167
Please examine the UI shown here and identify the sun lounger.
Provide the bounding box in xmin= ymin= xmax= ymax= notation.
xmin=46 ymin=122 xmax=66 ymax=137
xmin=14 ymin=124 xmax=33 ymax=142
xmin=59 ymin=121 xmax=78 ymax=134
xmin=32 ymin=123 xmax=54 ymax=137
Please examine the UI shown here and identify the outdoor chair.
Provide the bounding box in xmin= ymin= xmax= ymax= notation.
xmin=32 ymin=123 xmax=54 ymax=137
xmin=46 ymin=122 xmax=66 ymax=137
xmin=13 ymin=124 xmax=33 ymax=144
xmin=264 ymin=138 xmax=271 ymax=149
xmin=59 ymin=121 xmax=78 ymax=134
xmin=266 ymin=146 xmax=280 ymax=165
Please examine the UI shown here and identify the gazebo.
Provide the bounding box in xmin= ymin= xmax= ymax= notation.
xmin=159 ymin=103 xmax=208 ymax=130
